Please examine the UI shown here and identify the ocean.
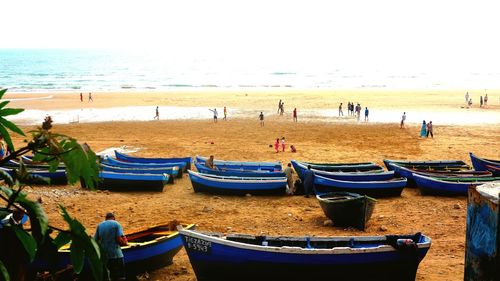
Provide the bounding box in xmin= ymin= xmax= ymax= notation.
xmin=1 ymin=49 xmax=500 ymax=92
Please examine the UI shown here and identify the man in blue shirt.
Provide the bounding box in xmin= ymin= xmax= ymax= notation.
xmin=303 ymin=165 xmax=315 ymax=198
xmin=95 ymin=212 xmax=128 ymax=281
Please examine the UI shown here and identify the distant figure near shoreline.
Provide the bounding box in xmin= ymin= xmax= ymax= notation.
xmin=88 ymin=92 xmax=93 ymax=102
xmin=223 ymin=106 xmax=227 ymax=120
xmin=364 ymin=107 xmax=369 ymax=122
xmin=209 ymin=108 xmax=218 ymax=123
xmin=400 ymin=112 xmax=406 ymax=129
xmin=80 ymin=92 xmax=83 ymax=102
xmin=420 ymin=120 xmax=427 ymax=137
xmin=259 ymin=112 xmax=264 ymax=126
xmin=293 ymin=108 xmax=297 ymax=122
xmin=338 ymin=103 xmax=343 ymax=116
xmin=154 ymin=106 xmax=159 ymax=120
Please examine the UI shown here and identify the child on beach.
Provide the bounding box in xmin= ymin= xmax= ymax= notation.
xmin=274 ymin=138 xmax=280 ymax=153
xmin=281 ymin=137 xmax=286 ymax=152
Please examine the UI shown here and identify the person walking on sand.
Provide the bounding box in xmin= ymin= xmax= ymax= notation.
xmin=280 ymin=102 xmax=285 ymax=115
xmin=281 ymin=137 xmax=286 ymax=152
xmin=420 ymin=120 xmax=427 ymax=137
xmin=284 ymin=163 xmax=295 ymax=194
xmin=480 ymin=96 xmax=483 ymax=108
xmin=209 ymin=108 xmax=218 ymax=123
xmin=154 ymin=106 xmax=159 ymax=120
xmin=484 ymin=94 xmax=488 ymax=106
xmin=80 ymin=92 xmax=83 ymax=102
xmin=223 ymin=106 xmax=227 ymax=120
xmin=465 ymin=92 xmax=469 ymax=103
xmin=426 ymin=121 xmax=433 ymax=138
xmin=274 ymin=138 xmax=280 ymax=153
xmin=400 ymin=112 xmax=406 ymax=129
xmin=303 ymin=165 xmax=315 ymax=198
xmin=88 ymin=92 xmax=93 ymax=102
xmin=338 ymin=103 xmax=343 ymax=116
xmin=293 ymin=108 xmax=297 ymax=122
xmin=277 ymin=100 xmax=282 ymax=114
xmin=259 ymin=112 xmax=264 ymax=126
xmin=364 ymin=107 xmax=369 ymax=122
xmin=95 ymin=212 xmax=128 ymax=281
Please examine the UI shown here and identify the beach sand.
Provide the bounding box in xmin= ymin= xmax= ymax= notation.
xmin=8 ymin=89 xmax=500 ymax=281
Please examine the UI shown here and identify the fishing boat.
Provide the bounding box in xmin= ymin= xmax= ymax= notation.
xmin=470 ymin=153 xmax=500 ymax=176
xmin=103 ymin=156 xmax=187 ymax=171
xmin=195 ymin=155 xmax=282 ymax=172
xmin=313 ymin=175 xmax=407 ymax=197
xmin=115 ymin=151 xmax=192 ymax=170
xmin=188 ymin=170 xmax=287 ymax=195
xmin=316 ymin=192 xmax=376 ymax=230
xmin=413 ymin=173 xmax=500 ymax=196
xmin=310 ymin=168 xmax=394 ymax=181
xmin=179 ymin=227 xmax=431 ymax=281
xmin=291 ymin=160 xmax=384 ymax=180
xmin=0 ymin=166 xmax=67 ymax=185
xmin=101 ymin=163 xmax=181 ymax=178
xmin=195 ymin=162 xmax=285 ymax=178
xmin=34 ymin=222 xmax=195 ymax=277
xmin=384 ymin=159 xmax=468 ymax=171
xmin=94 ymin=172 xmax=171 ymax=191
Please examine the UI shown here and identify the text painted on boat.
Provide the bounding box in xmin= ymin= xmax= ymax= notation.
xmin=185 ymin=237 xmax=212 ymax=253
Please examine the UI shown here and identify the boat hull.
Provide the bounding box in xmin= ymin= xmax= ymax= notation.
xmin=291 ymin=160 xmax=384 ymax=181
xmin=95 ymin=172 xmax=169 ymax=192
xmin=196 ymin=156 xmax=282 ymax=171
xmin=384 ymin=159 xmax=468 ymax=171
xmin=470 ymin=153 xmax=500 ymax=176
xmin=103 ymin=156 xmax=187 ymax=171
xmin=317 ymin=192 xmax=376 ymax=230
xmin=413 ymin=173 xmax=500 ymax=196
xmin=314 ymin=175 xmax=406 ymax=197
xmin=0 ymin=167 xmax=67 ymax=185
xmin=195 ymin=162 xmax=285 ymax=178
xmin=101 ymin=163 xmax=180 ymax=179
xmin=115 ymin=151 xmax=192 ymax=170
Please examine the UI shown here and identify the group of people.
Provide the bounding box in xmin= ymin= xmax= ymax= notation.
xmin=274 ymin=137 xmax=286 ymax=153
xmin=465 ymin=92 xmax=488 ymax=108
xmin=80 ymin=92 xmax=93 ymax=102
xmin=277 ymin=100 xmax=285 ymax=115
xmin=340 ymin=102 xmax=367 ymax=122
xmin=420 ymin=120 xmax=434 ymax=138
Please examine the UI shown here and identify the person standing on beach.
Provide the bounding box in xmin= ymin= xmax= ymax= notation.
xmin=280 ymin=103 xmax=285 ymax=115
xmin=284 ymin=163 xmax=295 ymax=194
xmin=80 ymin=92 xmax=83 ymax=102
xmin=277 ymin=100 xmax=282 ymax=114
xmin=293 ymin=108 xmax=297 ymax=122
xmin=420 ymin=120 xmax=427 ymax=137
xmin=465 ymin=92 xmax=469 ymax=103
xmin=303 ymin=165 xmax=315 ymax=198
xmin=88 ymin=92 xmax=93 ymax=102
xmin=274 ymin=138 xmax=280 ymax=153
xmin=223 ymin=106 xmax=227 ymax=120
xmin=484 ymin=94 xmax=488 ymax=106
xmin=426 ymin=121 xmax=433 ymax=138
xmin=364 ymin=107 xmax=369 ymax=122
xmin=154 ymin=106 xmax=159 ymax=120
xmin=356 ymin=103 xmax=361 ymax=121
xmin=400 ymin=112 xmax=406 ymax=128
xmin=95 ymin=212 xmax=128 ymax=281
xmin=209 ymin=108 xmax=218 ymax=123
xmin=338 ymin=103 xmax=343 ymax=116
xmin=259 ymin=112 xmax=264 ymax=126
xmin=480 ymin=96 xmax=483 ymax=107
xmin=281 ymin=137 xmax=286 ymax=152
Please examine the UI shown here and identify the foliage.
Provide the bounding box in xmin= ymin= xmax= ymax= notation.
xmin=0 ymin=89 xmax=104 ymax=281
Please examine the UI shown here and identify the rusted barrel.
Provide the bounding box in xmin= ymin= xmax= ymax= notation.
xmin=464 ymin=183 xmax=499 ymax=281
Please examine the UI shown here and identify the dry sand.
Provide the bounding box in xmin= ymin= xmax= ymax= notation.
xmin=8 ymin=89 xmax=500 ymax=281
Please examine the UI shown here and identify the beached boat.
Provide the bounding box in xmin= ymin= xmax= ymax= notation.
xmin=313 ymin=175 xmax=407 ymax=197
xmin=179 ymin=227 xmax=431 ymax=281
xmin=101 ymin=163 xmax=181 ymax=178
xmin=316 ymin=192 xmax=376 ymax=230
xmin=195 ymin=156 xmax=282 ymax=172
xmin=195 ymin=162 xmax=285 ymax=178
xmin=34 ymin=222 xmax=195 ymax=277
xmin=188 ymin=170 xmax=287 ymax=195
xmin=384 ymin=159 xmax=468 ymax=171
xmin=94 ymin=172 xmax=171 ymax=191
xmin=470 ymin=153 xmax=500 ymax=176
xmin=0 ymin=166 xmax=67 ymax=185
xmin=309 ymin=167 xmax=394 ymax=181
xmin=115 ymin=151 xmax=192 ymax=170
xmin=291 ymin=160 xmax=384 ymax=180
xmin=413 ymin=173 xmax=500 ymax=196
xmin=103 ymin=156 xmax=187 ymax=171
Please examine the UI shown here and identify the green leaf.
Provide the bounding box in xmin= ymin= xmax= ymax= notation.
xmin=16 ymin=195 xmax=49 ymax=244
xmin=86 ymin=238 xmax=103 ymax=281
xmin=0 ymin=89 xmax=7 ymax=100
xmin=0 ymin=259 xmax=10 ymax=281
xmin=0 ymin=101 xmax=10 ymax=110
xmin=0 ymin=116 xmax=25 ymax=136
xmin=0 ymin=186 xmax=13 ymax=197
xmin=11 ymin=226 xmax=37 ymax=262
xmin=0 ymin=170 xmax=14 ymax=187
xmin=54 ymin=231 xmax=71 ymax=249
xmin=0 ymin=125 xmax=14 ymax=153
xmin=69 ymin=239 xmax=85 ymax=274
xmin=0 ymin=108 xmax=24 ymax=117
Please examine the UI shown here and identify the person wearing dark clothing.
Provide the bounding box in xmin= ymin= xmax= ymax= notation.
xmin=426 ymin=121 xmax=433 ymax=138
xmin=303 ymin=165 xmax=315 ymax=198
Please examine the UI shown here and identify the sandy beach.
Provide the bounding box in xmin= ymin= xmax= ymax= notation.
xmin=8 ymin=89 xmax=500 ymax=281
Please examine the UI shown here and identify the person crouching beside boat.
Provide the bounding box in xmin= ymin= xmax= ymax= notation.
xmin=284 ymin=163 xmax=295 ymax=194
xmin=95 ymin=212 xmax=128 ymax=281
xmin=205 ymin=155 xmax=216 ymax=169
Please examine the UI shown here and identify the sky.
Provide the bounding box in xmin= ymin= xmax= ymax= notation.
xmin=1 ymin=0 xmax=500 ymax=73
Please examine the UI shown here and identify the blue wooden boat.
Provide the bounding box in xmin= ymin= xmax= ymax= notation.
xmin=413 ymin=173 xmax=500 ymax=196
xmin=188 ymin=170 xmax=287 ymax=195
xmin=195 ymin=162 xmax=285 ymax=178
xmin=92 ymin=172 xmax=171 ymax=191
xmin=33 ymin=222 xmax=195 ymax=277
xmin=0 ymin=166 xmax=67 ymax=185
xmin=179 ymin=227 xmax=431 ymax=281
xmin=314 ymin=174 xmax=407 ymax=197
xmin=101 ymin=163 xmax=181 ymax=178
xmin=115 ymin=151 xmax=192 ymax=170
xmin=470 ymin=153 xmax=500 ymax=176
xmin=316 ymin=192 xmax=376 ymax=230
xmin=195 ymin=156 xmax=282 ymax=172
xmin=103 ymin=156 xmax=187 ymax=171
xmin=292 ymin=160 xmax=393 ymax=181
xmin=384 ymin=159 xmax=468 ymax=171
xmin=291 ymin=160 xmax=384 ymax=181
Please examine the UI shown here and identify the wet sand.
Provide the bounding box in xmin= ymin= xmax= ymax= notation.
xmin=7 ymin=89 xmax=500 ymax=281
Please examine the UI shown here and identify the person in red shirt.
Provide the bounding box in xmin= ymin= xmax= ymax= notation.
xmin=274 ymin=138 xmax=280 ymax=153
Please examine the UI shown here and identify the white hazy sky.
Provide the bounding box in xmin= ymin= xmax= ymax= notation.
xmin=1 ymin=0 xmax=500 ymax=72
